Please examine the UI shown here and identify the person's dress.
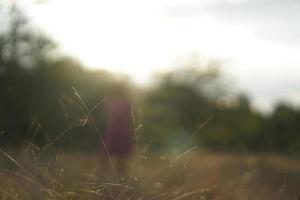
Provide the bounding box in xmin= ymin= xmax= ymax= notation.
xmin=102 ymin=99 xmax=133 ymax=157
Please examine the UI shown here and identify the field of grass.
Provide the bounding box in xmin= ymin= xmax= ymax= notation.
xmin=1 ymin=147 xmax=300 ymax=200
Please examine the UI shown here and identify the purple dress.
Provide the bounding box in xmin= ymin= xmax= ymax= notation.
xmin=102 ymin=99 xmax=133 ymax=157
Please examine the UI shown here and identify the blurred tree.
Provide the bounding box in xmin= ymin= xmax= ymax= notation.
xmin=263 ymin=103 xmax=300 ymax=154
xmin=203 ymin=94 xmax=264 ymax=151
xmin=141 ymin=65 xmax=228 ymax=151
xmin=1 ymin=3 xmax=300 ymax=156
xmin=0 ymin=4 xmax=56 ymax=146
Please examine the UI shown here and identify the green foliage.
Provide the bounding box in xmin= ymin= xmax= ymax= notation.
xmin=1 ymin=4 xmax=300 ymax=155
xmin=141 ymin=67 xmax=222 ymax=149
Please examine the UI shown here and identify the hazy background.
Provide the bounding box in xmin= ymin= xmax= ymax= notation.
xmin=1 ymin=1 xmax=300 ymax=199
xmin=19 ymin=0 xmax=300 ymax=113
xmin=1 ymin=0 xmax=300 ymax=155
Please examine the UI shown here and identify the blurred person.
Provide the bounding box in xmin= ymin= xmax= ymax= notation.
xmin=100 ymin=83 xmax=134 ymax=178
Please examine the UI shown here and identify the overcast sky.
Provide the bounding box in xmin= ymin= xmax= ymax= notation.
xmin=17 ymin=0 xmax=300 ymax=112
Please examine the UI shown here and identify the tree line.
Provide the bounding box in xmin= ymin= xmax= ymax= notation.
xmin=1 ymin=5 xmax=300 ymax=156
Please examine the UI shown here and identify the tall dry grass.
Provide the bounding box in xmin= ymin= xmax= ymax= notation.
xmin=1 ymin=89 xmax=300 ymax=199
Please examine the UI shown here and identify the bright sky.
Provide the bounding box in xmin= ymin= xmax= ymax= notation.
xmin=18 ymin=0 xmax=300 ymax=112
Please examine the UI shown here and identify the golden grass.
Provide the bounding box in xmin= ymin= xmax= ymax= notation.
xmin=1 ymin=148 xmax=300 ymax=200
xmin=1 ymin=91 xmax=299 ymax=199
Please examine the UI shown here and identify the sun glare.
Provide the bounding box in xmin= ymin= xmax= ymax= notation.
xmin=22 ymin=0 xmax=300 ymax=107
xmin=26 ymin=0 xmax=276 ymax=75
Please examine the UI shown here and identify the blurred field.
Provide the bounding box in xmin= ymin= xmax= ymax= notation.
xmin=1 ymin=3 xmax=300 ymax=200
xmin=1 ymin=150 xmax=300 ymax=200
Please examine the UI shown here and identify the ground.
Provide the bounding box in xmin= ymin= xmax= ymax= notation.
xmin=0 ymin=149 xmax=300 ymax=199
